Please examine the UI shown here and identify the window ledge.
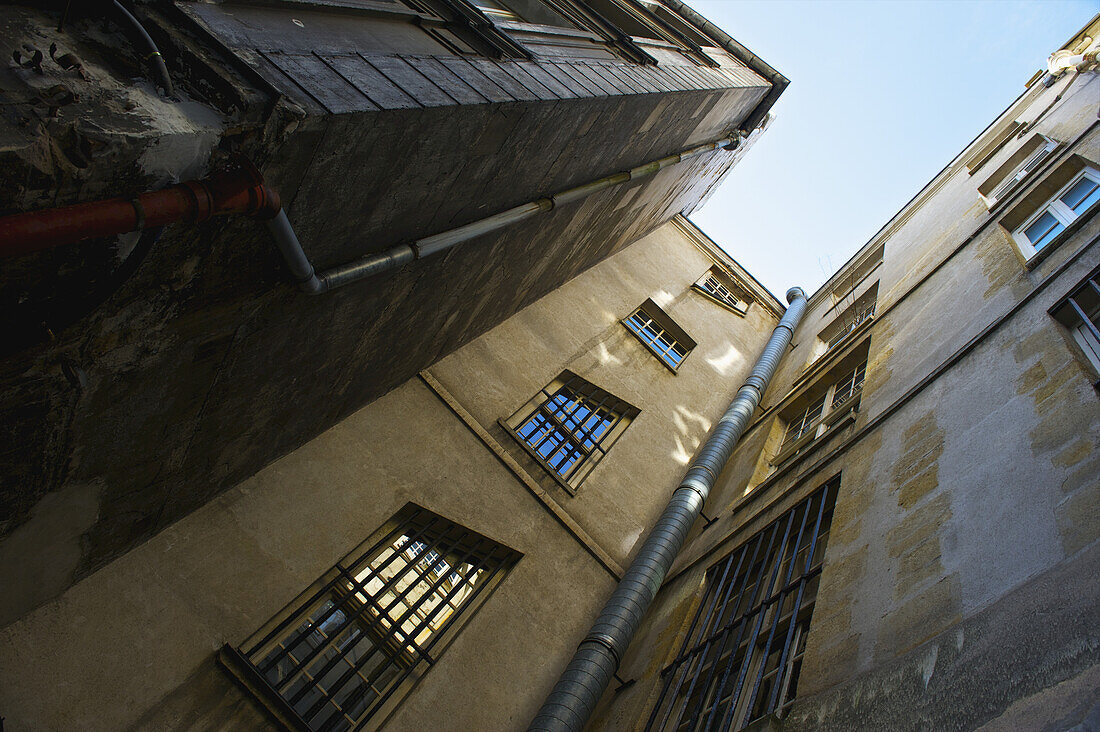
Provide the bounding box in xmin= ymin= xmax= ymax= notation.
xmin=219 ymin=645 xmax=309 ymax=731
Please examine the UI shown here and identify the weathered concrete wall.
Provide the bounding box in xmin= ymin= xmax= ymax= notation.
xmin=429 ymin=218 xmax=781 ymax=568
xmin=0 ymin=1 xmax=774 ymax=624
xmin=0 ymin=375 xmax=616 ymax=731
xmin=0 ymin=219 xmax=781 ymax=729
xmin=590 ymin=40 xmax=1100 ymax=731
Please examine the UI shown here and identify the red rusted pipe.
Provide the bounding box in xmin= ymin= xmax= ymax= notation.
xmin=0 ymin=161 xmax=281 ymax=259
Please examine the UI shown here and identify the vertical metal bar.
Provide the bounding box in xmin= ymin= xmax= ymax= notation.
xmin=694 ymin=521 xmax=781 ymax=731
xmin=645 ymin=574 xmax=719 ymax=732
xmin=288 ymin=529 xmax=473 ymax=706
xmin=742 ymin=496 xmax=814 ymax=723
xmin=658 ymin=541 xmax=745 ymax=730
xmin=678 ymin=533 xmax=765 ymax=731
xmin=352 ymin=556 xmax=509 ymax=730
xmin=766 ymin=487 xmax=830 ymax=712
xmin=302 ymin=536 xmax=490 ymax=725
xmin=267 ymin=518 xmax=450 ymax=688
xmin=713 ymin=507 xmax=796 ymax=732
xmin=247 ymin=509 xmax=428 ymax=658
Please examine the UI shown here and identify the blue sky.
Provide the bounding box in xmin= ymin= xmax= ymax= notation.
xmin=689 ymin=0 xmax=1098 ymax=297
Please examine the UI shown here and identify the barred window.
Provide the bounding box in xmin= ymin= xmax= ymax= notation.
xmin=815 ymin=284 xmax=877 ymax=366
xmin=503 ymin=371 xmax=638 ymax=491
xmin=647 ymin=479 xmax=838 ymax=731
xmin=694 ymin=268 xmax=752 ymax=315
xmin=824 ymin=303 xmax=874 ymax=352
xmin=220 ymin=505 xmax=519 ymax=731
xmin=830 ymin=362 xmax=866 ymax=410
xmin=624 ymin=299 xmax=697 ymax=371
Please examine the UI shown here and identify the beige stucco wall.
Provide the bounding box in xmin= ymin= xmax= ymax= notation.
xmin=593 ymin=57 xmax=1100 ymax=732
xmin=0 ymin=219 xmax=781 ymax=730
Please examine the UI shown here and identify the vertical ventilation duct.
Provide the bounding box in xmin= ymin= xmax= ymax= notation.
xmin=529 ymin=287 xmax=809 ymax=732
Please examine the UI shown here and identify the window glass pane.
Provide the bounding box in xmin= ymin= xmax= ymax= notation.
xmin=1024 ymin=210 xmax=1064 ymax=250
xmin=236 ymin=508 xmax=516 ymax=730
xmin=646 ymin=482 xmax=838 ymax=730
xmin=1060 ymin=175 xmax=1100 ymax=214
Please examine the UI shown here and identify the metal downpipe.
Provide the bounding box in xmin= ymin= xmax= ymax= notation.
xmin=528 ymin=286 xmax=808 ymax=732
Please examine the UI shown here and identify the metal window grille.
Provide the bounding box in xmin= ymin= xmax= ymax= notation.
xmin=511 ymin=373 xmax=634 ymax=485
xmin=225 ymin=505 xmax=519 ymax=732
xmin=647 ymin=479 xmax=839 ymax=732
xmin=626 ymin=307 xmax=692 ymax=369
xmin=1051 ymin=269 xmax=1100 ymax=382
xmin=825 ymin=304 xmax=874 ymax=352
xmin=780 ymin=394 xmax=825 ymax=449
xmin=701 ymin=274 xmax=747 ymax=311
xmin=830 ymin=361 xmax=866 ymax=410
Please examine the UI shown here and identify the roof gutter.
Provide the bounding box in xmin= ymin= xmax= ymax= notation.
xmin=656 ymin=0 xmax=789 ymax=131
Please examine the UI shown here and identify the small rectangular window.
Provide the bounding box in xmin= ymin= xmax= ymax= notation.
xmin=623 ymin=299 xmax=697 ymax=371
xmin=694 ymin=267 xmax=752 ymax=315
xmin=1051 ymin=267 xmax=1100 ymax=383
xmin=775 ymin=358 xmax=868 ymax=465
xmin=815 ymin=283 xmax=877 ymax=365
xmin=646 ymin=478 xmax=839 ymax=731
xmin=503 ymin=372 xmax=638 ymax=490
xmin=1013 ymin=167 xmax=1100 ymax=257
xmin=978 ymin=134 xmax=1058 ymax=207
xmin=220 ymin=505 xmax=519 ymax=731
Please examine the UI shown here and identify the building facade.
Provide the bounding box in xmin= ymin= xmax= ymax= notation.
xmin=0 ymin=3 xmax=1098 ymax=732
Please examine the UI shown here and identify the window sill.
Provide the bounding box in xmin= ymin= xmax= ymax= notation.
xmin=219 ymin=645 xmax=310 ymax=732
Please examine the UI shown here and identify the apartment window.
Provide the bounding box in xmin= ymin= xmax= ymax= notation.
xmin=647 ymin=479 xmax=838 ymax=731
xmin=1051 ymin=267 xmax=1100 ymax=383
xmin=1013 ymin=167 xmax=1100 ymax=256
xmin=781 ymin=394 xmax=825 ymax=448
xmin=694 ymin=268 xmax=752 ymax=315
xmin=978 ymin=134 xmax=1058 ymax=207
xmin=220 ymin=505 xmax=519 ymax=731
xmin=815 ymin=284 xmax=877 ymax=365
xmin=824 ymin=304 xmax=874 ymax=352
xmin=503 ymin=372 xmax=638 ymax=490
xmin=776 ymin=359 xmax=867 ymax=464
xmin=624 ymin=299 xmax=697 ymax=370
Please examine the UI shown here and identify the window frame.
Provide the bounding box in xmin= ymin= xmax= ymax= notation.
xmin=501 ymin=371 xmax=638 ymax=493
xmin=1012 ymin=166 xmax=1100 ymax=259
xmin=692 ymin=267 xmax=752 ymax=316
xmin=774 ymin=360 xmax=867 ymax=466
xmin=219 ymin=504 xmax=520 ymax=732
xmin=646 ymin=478 xmax=839 ymax=731
xmin=1050 ymin=265 xmax=1100 ymax=389
xmin=622 ymin=299 xmax=697 ymax=372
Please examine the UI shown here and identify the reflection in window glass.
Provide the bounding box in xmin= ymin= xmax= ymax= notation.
xmin=231 ymin=507 xmax=518 ymax=731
